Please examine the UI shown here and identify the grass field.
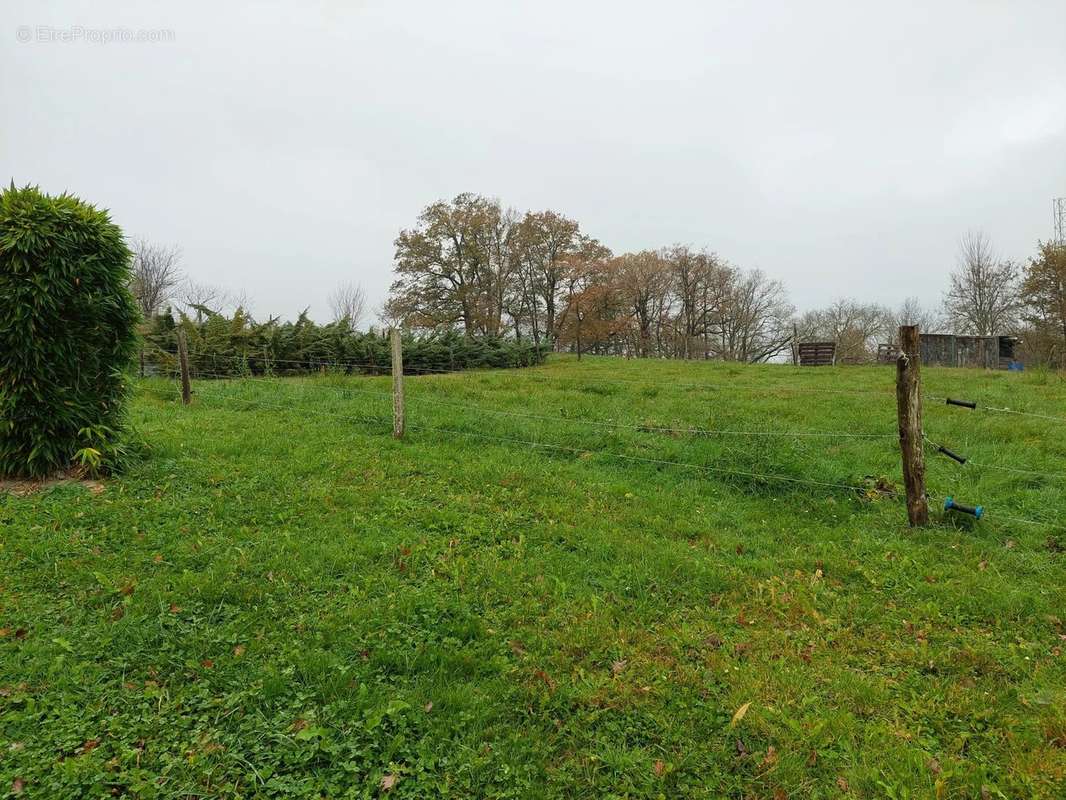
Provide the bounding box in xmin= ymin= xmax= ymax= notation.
xmin=2 ymin=355 xmax=1064 ymax=799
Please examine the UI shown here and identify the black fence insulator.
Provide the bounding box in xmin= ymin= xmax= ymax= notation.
xmin=936 ymin=444 xmax=968 ymax=464
xmin=946 ymin=397 xmax=977 ymax=409
xmin=944 ymin=496 xmax=983 ymax=519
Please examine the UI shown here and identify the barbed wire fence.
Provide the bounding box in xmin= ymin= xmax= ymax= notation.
xmin=136 ymin=329 xmax=1065 ymax=535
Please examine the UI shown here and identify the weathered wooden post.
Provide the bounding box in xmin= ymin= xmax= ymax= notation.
xmin=391 ymin=327 xmax=404 ymax=439
xmin=896 ymin=325 xmax=928 ymax=526
xmin=177 ymin=329 xmax=192 ymax=406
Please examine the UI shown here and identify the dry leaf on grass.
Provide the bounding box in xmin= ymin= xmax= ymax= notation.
xmin=730 ymin=701 xmax=751 ymax=727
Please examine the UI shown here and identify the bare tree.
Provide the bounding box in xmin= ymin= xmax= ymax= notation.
xmin=891 ymin=296 xmax=942 ymax=336
xmin=328 ymin=282 xmax=368 ymax=331
xmin=717 ymin=269 xmax=794 ymax=363
xmin=179 ymin=281 xmax=227 ymax=322
xmin=796 ymin=298 xmax=891 ymax=362
xmin=129 ymin=239 xmax=183 ymax=318
xmin=943 ymin=231 xmax=1022 ymax=335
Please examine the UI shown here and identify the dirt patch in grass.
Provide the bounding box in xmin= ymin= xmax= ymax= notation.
xmin=0 ymin=473 xmax=105 ymax=496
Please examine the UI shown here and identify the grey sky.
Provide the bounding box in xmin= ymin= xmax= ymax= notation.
xmin=3 ymin=0 xmax=1065 ymax=323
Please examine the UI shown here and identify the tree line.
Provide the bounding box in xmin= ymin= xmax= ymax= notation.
xmin=385 ymin=193 xmax=795 ymax=362
xmin=127 ymin=195 xmax=1066 ymax=368
xmin=385 ymin=195 xmax=1066 ymax=365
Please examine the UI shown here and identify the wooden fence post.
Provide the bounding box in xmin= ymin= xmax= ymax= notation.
xmin=896 ymin=325 xmax=928 ymax=526
xmin=391 ymin=327 xmax=404 ymax=439
xmin=177 ymin=330 xmax=192 ymax=406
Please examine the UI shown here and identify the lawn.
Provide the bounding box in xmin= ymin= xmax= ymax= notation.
xmin=1 ymin=355 xmax=1064 ymax=798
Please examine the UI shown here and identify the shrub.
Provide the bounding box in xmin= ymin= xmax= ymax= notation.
xmin=143 ymin=310 xmax=549 ymax=378
xmin=0 ymin=184 xmax=139 ymax=477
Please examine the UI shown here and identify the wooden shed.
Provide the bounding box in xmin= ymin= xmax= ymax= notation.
xmin=878 ymin=335 xmax=1018 ymax=369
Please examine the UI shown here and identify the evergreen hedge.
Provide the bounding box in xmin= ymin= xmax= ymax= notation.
xmin=143 ymin=310 xmax=548 ymax=378
xmin=0 ymin=185 xmax=139 ymax=477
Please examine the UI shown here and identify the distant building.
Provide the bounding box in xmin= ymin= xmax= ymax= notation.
xmin=877 ymin=334 xmax=1020 ymax=369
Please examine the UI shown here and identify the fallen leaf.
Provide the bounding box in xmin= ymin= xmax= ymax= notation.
xmin=380 ymin=773 xmax=397 ymax=792
xmin=168 ymin=604 xmax=182 ymax=614
xmin=533 ymin=669 xmax=556 ymax=691
xmin=762 ymin=745 xmax=778 ymax=767
xmin=730 ymin=701 xmax=752 ymax=727
xmin=806 ymin=749 xmax=818 ymax=767
xmin=291 ymin=718 xmax=309 ymax=733
xmin=233 ymin=645 xmax=246 ymax=657
xmin=836 ymin=776 xmax=850 ymax=792
xmin=978 ymin=560 xmax=988 ymax=571
xmin=81 ymin=739 xmax=100 ymax=754
xmin=0 ymin=628 xmax=9 ymax=637
xmin=980 ymin=787 xmax=991 ymax=800
xmin=119 ymin=582 xmax=136 ymax=596
xmin=927 ymin=757 xmax=941 ymax=775
xmin=423 ymin=702 xmax=433 ymax=713
xmin=11 ymin=778 xmax=24 ymax=795
xmin=110 ymin=606 xmax=125 ymax=622
xmin=611 ymin=659 xmax=627 ymax=675
xmin=774 ymin=790 xmax=787 ymax=800
xmin=653 ymin=759 xmax=665 ymax=776
xmin=200 ymin=659 xmax=213 ymax=669
xmin=153 ymin=554 xmax=164 ymax=563
xmin=734 ymin=739 xmax=749 ymax=757
xmin=14 ymin=628 xmax=27 ymax=640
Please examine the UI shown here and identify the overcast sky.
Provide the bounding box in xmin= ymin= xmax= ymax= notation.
xmin=3 ymin=0 xmax=1065 ymax=322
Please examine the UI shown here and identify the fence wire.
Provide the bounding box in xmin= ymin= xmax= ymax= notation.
xmin=138 ymin=350 xmax=1065 ymax=533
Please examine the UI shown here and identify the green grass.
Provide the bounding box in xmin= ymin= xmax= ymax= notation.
xmin=2 ymin=355 xmax=1064 ymax=799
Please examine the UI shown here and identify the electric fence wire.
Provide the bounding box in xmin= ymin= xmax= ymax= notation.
xmin=142 ymin=346 xmax=899 ymax=397
xmin=139 ymin=356 xmax=1065 ymax=531
xmin=141 ymin=380 xmax=901 ymax=498
xmin=142 ymin=379 xmax=1066 ymax=531
xmin=143 ymin=343 xmax=1066 ymax=422
xmin=926 ymin=395 xmax=1066 ymax=424
xmin=149 ymin=368 xmax=900 ymax=440
xmin=922 ymin=434 xmax=1066 ymax=482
